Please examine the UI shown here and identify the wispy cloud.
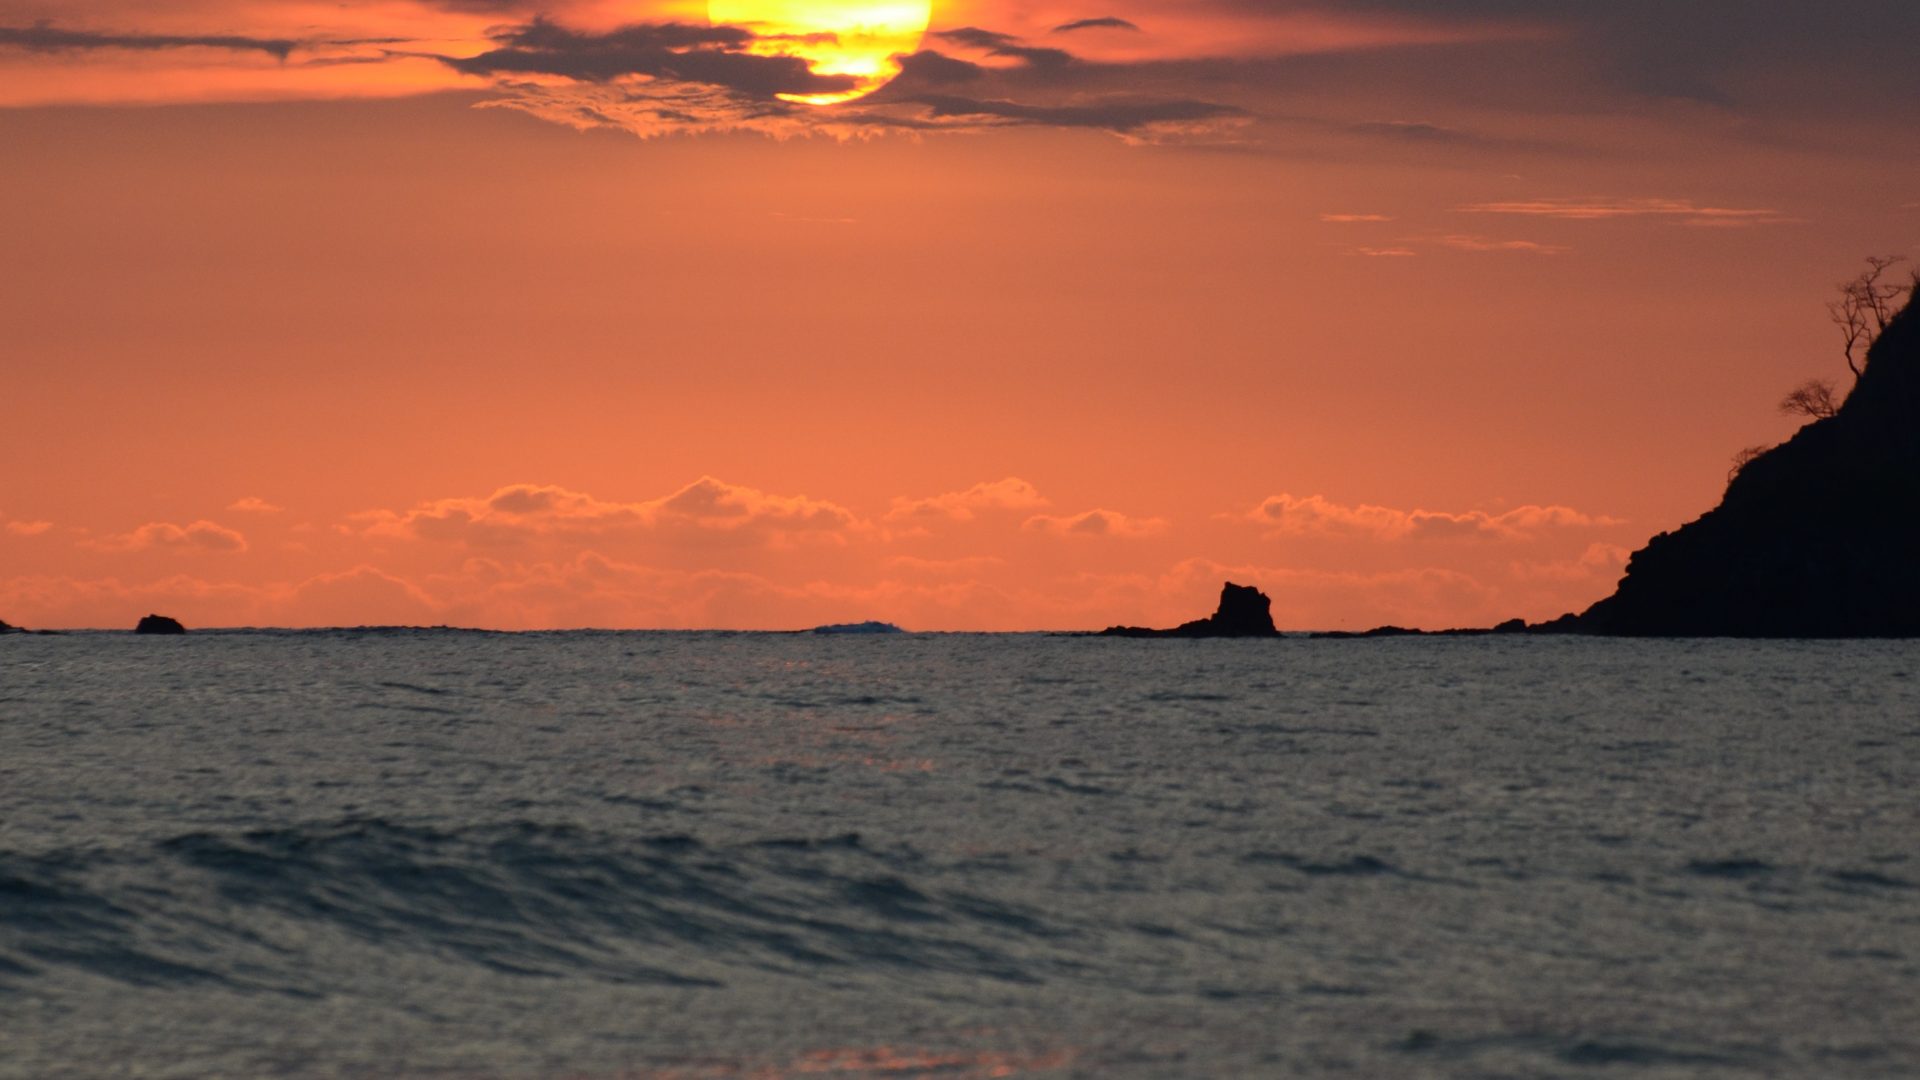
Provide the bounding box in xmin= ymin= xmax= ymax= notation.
xmin=0 ymin=23 xmax=303 ymax=60
xmin=1429 ymin=233 xmax=1570 ymax=254
xmin=1346 ymin=119 xmax=1475 ymax=143
xmin=1459 ymin=197 xmax=1788 ymax=227
xmin=1321 ymin=212 xmax=1394 ymax=223
xmin=1351 ymin=233 xmax=1565 ymax=256
xmin=1052 ymin=17 xmax=1142 ymax=34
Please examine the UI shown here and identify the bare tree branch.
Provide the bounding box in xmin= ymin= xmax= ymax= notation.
xmin=1829 ymin=255 xmax=1913 ymax=382
xmin=1779 ymin=378 xmax=1839 ymax=420
xmin=1728 ymin=444 xmax=1771 ymax=485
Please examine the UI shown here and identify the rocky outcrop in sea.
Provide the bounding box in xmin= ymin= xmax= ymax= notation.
xmin=1101 ymin=582 xmax=1279 ymax=638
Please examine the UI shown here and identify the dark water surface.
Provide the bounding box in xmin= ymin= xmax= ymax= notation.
xmin=2 ymin=632 xmax=1917 ymax=1078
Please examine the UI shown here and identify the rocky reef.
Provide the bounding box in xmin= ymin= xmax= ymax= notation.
xmin=135 ymin=614 xmax=188 ymax=635
xmin=812 ymin=621 xmax=905 ymax=635
xmin=1101 ymin=582 xmax=1279 ymax=638
xmin=1315 ymin=618 xmax=1529 ymax=640
xmin=1559 ymin=288 xmax=1920 ymax=637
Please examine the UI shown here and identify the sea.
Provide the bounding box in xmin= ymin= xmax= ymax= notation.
xmin=2 ymin=631 xmax=1917 ymax=1079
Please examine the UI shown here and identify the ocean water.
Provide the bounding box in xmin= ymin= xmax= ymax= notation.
xmin=2 ymin=632 xmax=1917 ymax=1079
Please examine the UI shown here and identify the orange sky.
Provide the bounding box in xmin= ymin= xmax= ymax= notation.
xmin=2 ymin=0 xmax=1917 ymax=629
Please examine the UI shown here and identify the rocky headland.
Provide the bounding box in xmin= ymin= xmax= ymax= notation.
xmin=1551 ymin=287 xmax=1920 ymax=637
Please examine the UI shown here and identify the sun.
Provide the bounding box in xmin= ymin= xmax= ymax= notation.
xmin=707 ymin=0 xmax=933 ymax=105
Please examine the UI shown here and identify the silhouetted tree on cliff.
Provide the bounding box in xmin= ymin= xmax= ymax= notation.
xmin=1727 ymin=443 xmax=1770 ymax=485
xmin=1763 ymin=257 xmax=1916 ymax=441
xmin=1778 ymin=378 xmax=1839 ymax=419
xmin=1830 ymin=255 xmax=1914 ymax=383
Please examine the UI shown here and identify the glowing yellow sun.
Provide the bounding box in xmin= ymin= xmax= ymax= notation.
xmin=707 ymin=0 xmax=933 ymax=105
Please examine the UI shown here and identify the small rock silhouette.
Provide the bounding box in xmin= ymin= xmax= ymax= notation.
xmin=135 ymin=614 xmax=187 ymax=635
xmin=1101 ymin=582 xmax=1279 ymax=638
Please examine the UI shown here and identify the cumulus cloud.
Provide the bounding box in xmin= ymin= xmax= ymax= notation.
xmin=356 ymin=478 xmax=860 ymax=548
xmin=285 ymin=566 xmax=441 ymax=628
xmin=886 ymin=478 xmax=1049 ymax=522
xmin=885 ymin=555 xmax=1007 ymax=576
xmin=1244 ymin=493 xmax=1616 ymax=541
xmin=1023 ymin=508 xmax=1168 ymax=538
xmin=1510 ymin=541 xmax=1630 ymax=582
xmin=90 ymin=520 xmax=249 ymax=554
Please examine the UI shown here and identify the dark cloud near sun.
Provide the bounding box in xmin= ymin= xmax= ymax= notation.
xmin=416 ymin=0 xmax=544 ymax=11
xmin=0 ymin=22 xmax=302 ymax=60
xmin=933 ymin=28 xmax=1074 ymax=70
xmin=1052 ymin=17 xmax=1142 ymax=34
xmin=446 ymin=13 xmax=1242 ymax=142
xmin=902 ymin=94 xmax=1245 ymax=134
xmin=892 ymin=50 xmax=986 ymax=88
xmin=440 ymin=18 xmax=856 ymax=98
xmin=15 ymin=0 xmax=1909 ymax=151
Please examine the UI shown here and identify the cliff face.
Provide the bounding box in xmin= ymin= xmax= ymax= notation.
xmin=1573 ymin=291 xmax=1920 ymax=637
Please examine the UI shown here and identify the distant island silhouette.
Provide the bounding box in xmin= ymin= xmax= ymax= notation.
xmin=135 ymin=614 xmax=188 ymax=635
xmin=812 ymin=621 xmax=906 ymax=635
